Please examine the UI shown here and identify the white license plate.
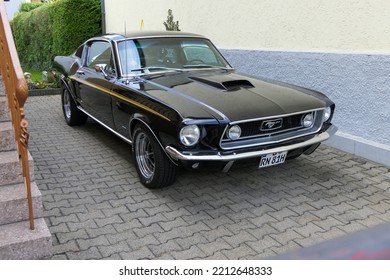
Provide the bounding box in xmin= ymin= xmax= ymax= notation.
xmin=259 ymin=151 xmax=287 ymax=168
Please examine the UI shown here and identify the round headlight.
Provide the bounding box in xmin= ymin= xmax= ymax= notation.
xmin=323 ymin=106 xmax=331 ymax=122
xmin=302 ymin=113 xmax=314 ymax=128
xmin=180 ymin=125 xmax=200 ymax=146
xmin=227 ymin=125 xmax=241 ymax=140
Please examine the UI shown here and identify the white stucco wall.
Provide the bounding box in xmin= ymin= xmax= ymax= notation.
xmin=104 ymin=0 xmax=390 ymax=165
xmin=4 ymin=0 xmax=26 ymax=19
xmin=105 ymin=0 xmax=390 ymax=54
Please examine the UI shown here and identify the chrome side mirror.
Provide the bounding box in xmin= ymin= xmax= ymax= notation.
xmin=94 ymin=64 xmax=109 ymax=78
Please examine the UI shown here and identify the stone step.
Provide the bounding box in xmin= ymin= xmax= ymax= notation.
xmin=0 ymin=96 xmax=10 ymax=122
xmin=0 ymin=182 xmax=43 ymax=226
xmin=0 ymin=122 xmax=16 ymax=152
xmin=0 ymin=150 xmax=34 ymax=187
xmin=0 ymin=218 xmax=52 ymax=259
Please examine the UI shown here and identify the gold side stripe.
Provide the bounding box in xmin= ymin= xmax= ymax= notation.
xmin=71 ymin=77 xmax=171 ymax=122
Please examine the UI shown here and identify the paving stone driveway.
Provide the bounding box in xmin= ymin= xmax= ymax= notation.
xmin=26 ymin=95 xmax=390 ymax=260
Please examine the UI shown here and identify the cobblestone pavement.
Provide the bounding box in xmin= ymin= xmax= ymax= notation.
xmin=25 ymin=95 xmax=390 ymax=260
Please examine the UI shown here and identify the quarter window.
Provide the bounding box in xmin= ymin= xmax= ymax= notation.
xmin=74 ymin=44 xmax=84 ymax=59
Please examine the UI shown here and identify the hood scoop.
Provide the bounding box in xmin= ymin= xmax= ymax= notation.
xmin=190 ymin=76 xmax=254 ymax=91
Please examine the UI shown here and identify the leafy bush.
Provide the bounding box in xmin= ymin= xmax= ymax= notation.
xmin=11 ymin=0 xmax=102 ymax=70
xmin=19 ymin=2 xmax=45 ymax=13
xmin=12 ymin=4 xmax=53 ymax=70
xmin=51 ymin=0 xmax=102 ymax=56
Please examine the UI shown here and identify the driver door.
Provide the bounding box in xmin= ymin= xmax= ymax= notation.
xmin=75 ymin=40 xmax=117 ymax=128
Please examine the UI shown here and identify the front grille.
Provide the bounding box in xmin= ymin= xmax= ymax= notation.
xmin=234 ymin=113 xmax=305 ymax=138
xmin=220 ymin=109 xmax=324 ymax=150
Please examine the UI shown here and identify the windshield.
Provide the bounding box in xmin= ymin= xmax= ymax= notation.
xmin=117 ymin=37 xmax=232 ymax=76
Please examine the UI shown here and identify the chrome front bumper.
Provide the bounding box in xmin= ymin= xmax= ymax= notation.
xmin=166 ymin=125 xmax=337 ymax=162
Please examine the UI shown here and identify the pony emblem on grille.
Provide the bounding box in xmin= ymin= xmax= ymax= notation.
xmin=260 ymin=118 xmax=283 ymax=131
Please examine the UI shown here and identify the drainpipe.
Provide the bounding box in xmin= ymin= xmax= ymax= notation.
xmin=100 ymin=0 xmax=106 ymax=34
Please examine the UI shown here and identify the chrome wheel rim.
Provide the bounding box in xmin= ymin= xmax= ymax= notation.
xmin=135 ymin=132 xmax=155 ymax=180
xmin=63 ymin=90 xmax=71 ymax=119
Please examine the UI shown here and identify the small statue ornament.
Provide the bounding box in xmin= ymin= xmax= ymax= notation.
xmin=163 ymin=9 xmax=181 ymax=31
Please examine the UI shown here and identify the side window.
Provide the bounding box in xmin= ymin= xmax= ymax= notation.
xmin=86 ymin=41 xmax=115 ymax=75
xmin=74 ymin=44 xmax=84 ymax=59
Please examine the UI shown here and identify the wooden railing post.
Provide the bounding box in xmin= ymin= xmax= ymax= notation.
xmin=0 ymin=0 xmax=34 ymax=230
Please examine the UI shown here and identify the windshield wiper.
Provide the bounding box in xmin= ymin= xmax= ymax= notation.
xmin=183 ymin=64 xmax=234 ymax=71
xmin=130 ymin=66 xmax=184 ymax=73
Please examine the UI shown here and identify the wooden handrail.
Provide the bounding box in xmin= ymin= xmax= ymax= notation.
xmin=0 ymin=1 xmax=34 ymax=230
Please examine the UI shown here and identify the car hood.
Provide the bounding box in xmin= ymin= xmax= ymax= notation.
xmin=141 ymin=71 xmax=328 ymax=123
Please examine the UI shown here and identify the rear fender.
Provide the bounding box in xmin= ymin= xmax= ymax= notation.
xmin=53 ymin=56 xmax=81 ymax=77
xmin=59 ymin=75 xmax=78 ymax=103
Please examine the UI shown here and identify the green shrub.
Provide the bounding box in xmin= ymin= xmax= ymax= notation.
xmin=11 ymin=0 xmax=102 ymax=70
xmin=51 ymin=0 xmax=102 ymax=56
xmin=12 ymin=4 xmax=54 ymax=70
xmin=19 ymin=2 xmax=45 ymax=13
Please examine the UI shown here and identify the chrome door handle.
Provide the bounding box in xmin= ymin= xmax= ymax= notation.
xmin=76 ymin=70 xmax=85 ymax=75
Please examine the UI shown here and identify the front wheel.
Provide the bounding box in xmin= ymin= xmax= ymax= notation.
xmin=61 ymin=85 xmax=87 ymax=126
xmin=132 ymin=124 xmax=177 ymax=189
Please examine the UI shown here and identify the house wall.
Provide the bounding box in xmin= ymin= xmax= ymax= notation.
xmin=4 ymin=0 xmax=26 ymax=19
xmin=104 ymin=0 xmax=390 ymax=166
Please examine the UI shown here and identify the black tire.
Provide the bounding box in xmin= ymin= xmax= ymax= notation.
xmin=132 ymin=124 xmax=177 ymax=188
xmin=61 ymin=85 xmax=88 ymax=126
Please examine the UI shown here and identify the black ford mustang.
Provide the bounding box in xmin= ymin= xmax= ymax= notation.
xmin=54 ymin=31 xmax=337 ymax=188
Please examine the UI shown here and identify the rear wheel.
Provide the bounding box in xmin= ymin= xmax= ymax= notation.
xmin=61 ymin=84 xmax=87 ymax=126
xmin=133 ymin=124 xmax=177 ymax=188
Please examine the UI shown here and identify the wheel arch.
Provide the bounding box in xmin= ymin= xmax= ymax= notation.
xmin=59 ymin=75 xmax=78 ymax=102
xmin=129 ymin=115 xmax=178 ymax=165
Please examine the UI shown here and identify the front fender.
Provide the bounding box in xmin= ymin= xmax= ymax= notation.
xmin=129 ymin=116 xmax=178 ymax=164
xmin=129 ymin=113 xmax=150 ymax=140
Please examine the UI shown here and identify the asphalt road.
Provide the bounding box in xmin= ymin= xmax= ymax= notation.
xmin=26 ymin=95 xmax=390 ymax=260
